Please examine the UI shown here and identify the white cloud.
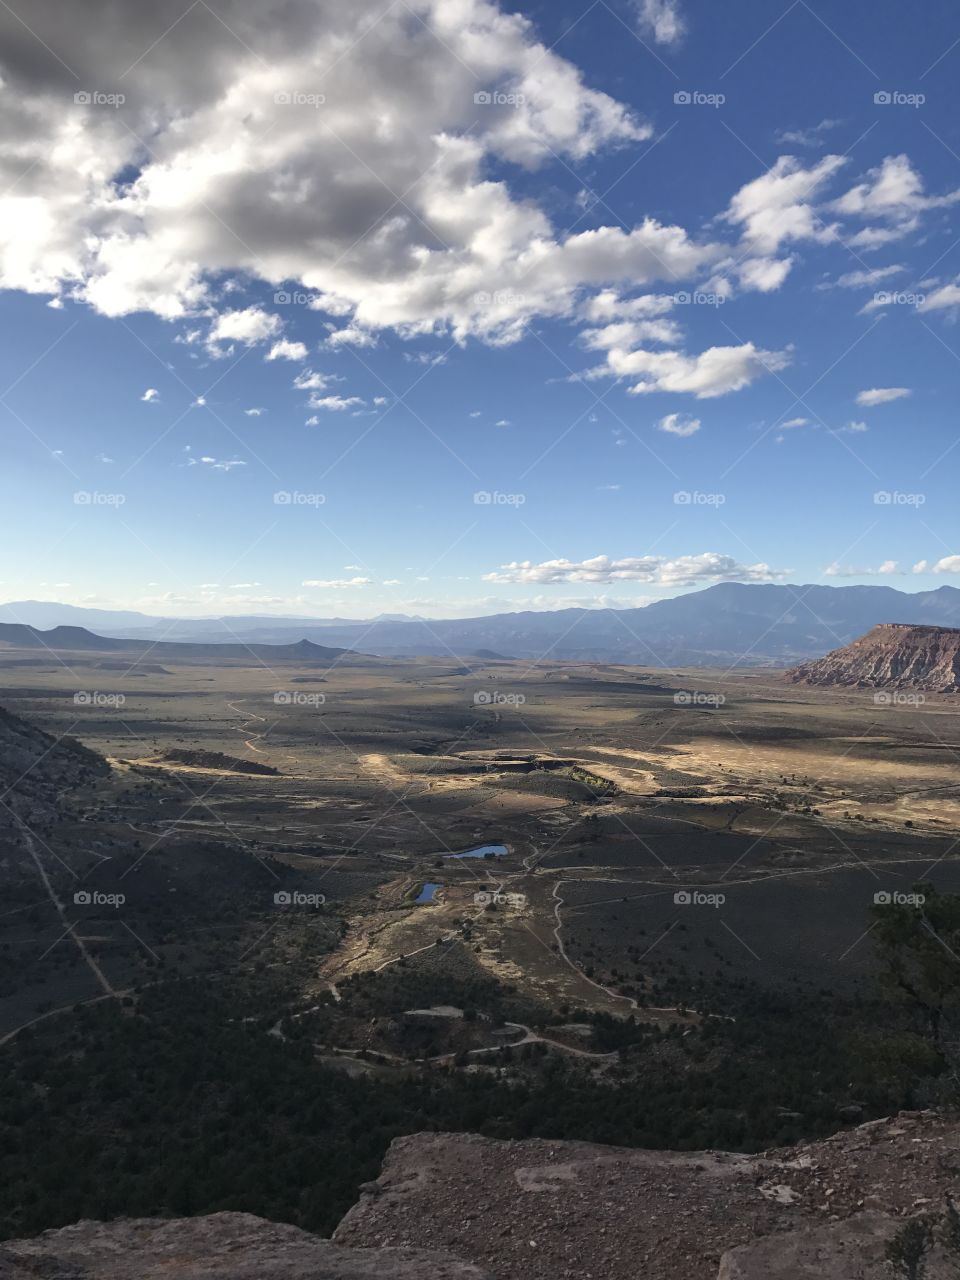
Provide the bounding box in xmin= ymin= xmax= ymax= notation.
xmin=308 ymin=394 xmax=365 ymax=411
xmin=831 ymin=155 xmax=960 ymax=254
xmin=928 ymin=556 xmax=960 ymax=575
xmin=856 ymin=387 xmax=910 ymax=406
xmin=609 ymin=341 xmax=791 ymax=398
xmin=774 ymin=119 xmax=840 ymax=148
xmin=302 ymin=576 xmax=372 ymax=588
xmin=581 ymin=290 xmax=678 ymax=322
xmin=0 ymin=0 xmax=666 ymax=344
xmin=724 ymin=155 xmax=846 ymax=254
xmin=818 ymin=264 xmax=904 ymax=290
xmin=266 ymin=338 xmax=309 ymax=361
xmin=635 ymin=0 xmax=686 ymax=45
xmin=483 ymin=552 xmax=783 ymax=586
xmin=918 ymin=282 xmax=960 ymax=313
xmin=581 ymin=317 xmax=683 ymax=351
xmin=293 ymin=369 xmax=343 ymax=392
xmin=244 ymin=407 xmax=265 ymax=416
xmin=825 ymin=560 xmax=900 ymax=577
xmin=207 ymin=307 xmax=282 ymax=354
xmin=193 ymin=455 xmax=247 ymax=471
xmin=7 ymin=1 xmax=935 ymax=428
xmin=403 ymin=350 xmax=447 ymax=366
xmin=325 ymin=325 xmax=378 ymax=348
xmin=657 ymin=412 xmax=700 ymax=437
xmin=736 ymin=255 xmax=794 ymax=292
xmin=141 ymin=388 xmax=160 ymax=403
xmin=834 ymin=154 xmax=960 ymax=222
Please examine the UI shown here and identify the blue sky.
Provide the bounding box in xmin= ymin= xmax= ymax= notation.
xmin=1 ymin=0 xmax=959 ymax=618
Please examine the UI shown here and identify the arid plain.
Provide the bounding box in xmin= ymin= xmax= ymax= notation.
xmin=3 ymin=644 xmax=960 ymax=1048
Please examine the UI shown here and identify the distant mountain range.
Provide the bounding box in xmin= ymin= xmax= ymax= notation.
xmin=5 ymin=582 xmax=960 ymax=666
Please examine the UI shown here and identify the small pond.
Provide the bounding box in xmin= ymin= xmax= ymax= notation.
xmin=443 ymin=844 xmax=508 ymax=860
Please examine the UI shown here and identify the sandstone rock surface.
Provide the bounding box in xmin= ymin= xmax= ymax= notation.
xmin=789 ymin=623 xmax=960 ymax=691
xmin=335 ymin=1112 xmax=960 ymax=1280
xmin=0 ymin=1212 xmax=492 ymax=1280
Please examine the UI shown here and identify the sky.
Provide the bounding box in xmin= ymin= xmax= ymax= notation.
xmin=1 ymin=0 xmax=959 ymax=620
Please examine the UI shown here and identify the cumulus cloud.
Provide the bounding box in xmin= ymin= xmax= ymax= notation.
xmin=581 ymin=290 xmax=678 ymax=323
xmin=736 ymin=255 xmax=794 ymax=292
xmin=0 ymin=0 xmax=665 ymax=342
xmin=266 ymin=339 xmax=309 ymax=361
xmin=302 ymin=576 xmax=372 ymax=588
xmin=324 ymin=325 xmax=378 ymax=348
xmin=4 ymin=0 xmax=944 ymax=425
xmin=207 ymin=307 xmax=282 ymax=354
xmin=834 ymin=154 xmax=960 ymax=222
xmin=581 ymin=317 xmax=683 ymax=351
xmin=832 ymin=155 xmax=960 ymax=252
xmin=294 ymin=369 xmax=339 ymax=391
xmin=141 ymin=387 xmax=160 ymax=403
xmin=723 ymin=155 xmax=847 ymax=254
xmin=856 ymin=387 xmax=910 ymax=406
xmin=635 ymin=0 xmax=686 ymax=45
xmin=483 ymin=552 xmax=783 ymax=586
xmin=825 ymin=560 xmax=900 ymax=577
xmin=657 ymin=412 xmax=700 ymax=436
xmin=308 ymin=394 xmax=365 ymax=411
xmin=610 ymin=341 xmax=791 ymax=398
xmin=921 ymin=556 xmax=960 ymax=575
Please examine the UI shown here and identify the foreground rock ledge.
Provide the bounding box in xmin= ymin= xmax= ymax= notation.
xmin=0 ymin=1212 xmax=492 ymax=1279
xmin=2 ymin=1113 xmax=958 ymax=1279
xmin=335 ymin=1113 xmax=960 ymax=1279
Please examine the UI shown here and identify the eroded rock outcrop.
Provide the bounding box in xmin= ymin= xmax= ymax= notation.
xmin=789 ymin=623 xmax=960 ymax=692
xmin=335 ymin=1113 xmax=960 ymax=1280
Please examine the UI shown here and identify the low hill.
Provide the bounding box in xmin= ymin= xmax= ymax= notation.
xmin=0 ymin=704 xmax=108 ymax=828
xmin=789 ymin=623 xmax=960 ymax=692
xmin=158 ymin=749 xmax=280 ymax=776
xmin=0 ymin=624 xmax=365 ymax=665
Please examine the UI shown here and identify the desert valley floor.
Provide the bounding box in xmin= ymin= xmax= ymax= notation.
xmin=3 ymin=646 xmax=960 ymax=1040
